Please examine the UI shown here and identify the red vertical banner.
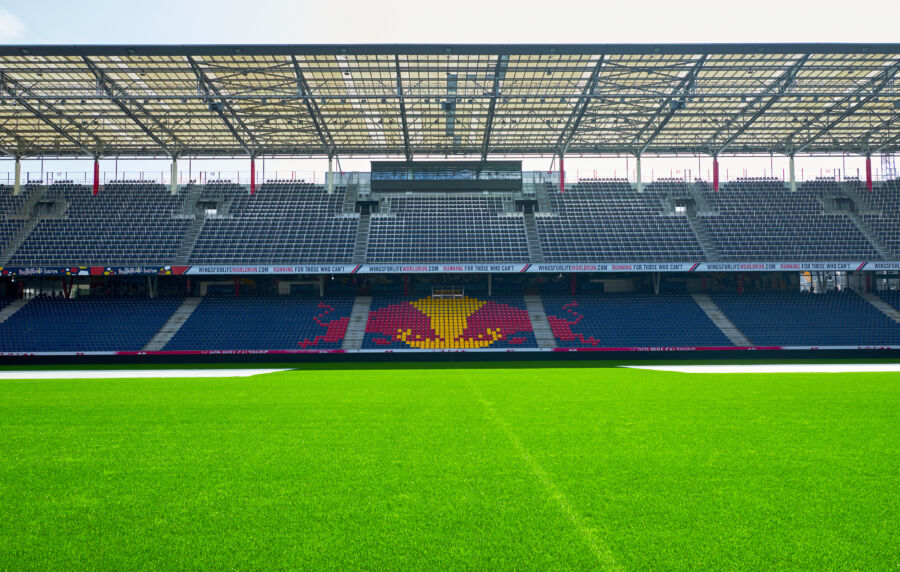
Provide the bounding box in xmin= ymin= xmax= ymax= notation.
xmin=570 ymin=273 xmax=577 ymax=296
xmin=92 ymin=159 xmax=100 ymax=195
xmin=865 ymin=156 xmax=873 ymax=191
xmin=559 ymin=155 xmax=565 ymax=194
xmin=712 ymin=157 xmax=719 ymax=192
xmin=250 ymin=158 xmax=256 ymax=195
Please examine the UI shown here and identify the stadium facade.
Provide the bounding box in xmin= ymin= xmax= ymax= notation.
xmin=1 ymin=44 xmax=899 ymax=357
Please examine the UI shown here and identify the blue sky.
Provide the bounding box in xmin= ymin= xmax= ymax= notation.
xmin=1 ymin=0 xmax=898 ymax=183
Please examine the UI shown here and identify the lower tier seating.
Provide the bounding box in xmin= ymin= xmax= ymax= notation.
xmin=0 ymin=296 xmax=183 ymax=351
xmin=710 ymin=291 xmax=900 ymax=346
xmin=542 ymin=293 xmax=733 ymax=348
xmin=164 ymin=296 xmax=353 ymax=351
xmin=877 ymin=291 xmax=900 ymax=313
xmin=363 ymin=295 xmax=537 ymax=349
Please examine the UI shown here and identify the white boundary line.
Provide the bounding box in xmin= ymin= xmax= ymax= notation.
xmin=623 ymin=364 xmax=900 ymax=374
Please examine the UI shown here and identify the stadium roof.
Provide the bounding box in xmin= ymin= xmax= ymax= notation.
xmin=0 ymin=43 xmax=899 ymax=159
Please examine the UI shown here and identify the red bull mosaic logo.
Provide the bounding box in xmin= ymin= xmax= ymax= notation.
xmin=366 ymin=296 xmax=535 ymax=349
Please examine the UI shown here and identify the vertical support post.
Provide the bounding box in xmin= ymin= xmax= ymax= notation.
xmin=653 ymin=272 xmax=660 ymax=295
xmin=789 ymin=154 xmax=797 ymax=192
xmin=92 ymin=158 xmax=100 ymax=195
xmin=559 ymin=154 xmax=565 ymax=194
xmin=635 ymin=154 xmax=643 ymax=193
xmin=570 ymin=273 xmax=576 ymax=296
xmin=319 ymin=275 xmax=325 ymax=297
xmin=712 ymin=156 xmax=719 ymax=192
xmin=865 ymin=155 xmax=873 ymax=191
xmin=488 ymin=273 xmax=492 ymax=297
xmin=403 ymin=274 xmax=409 ymax=297
xmin=170 ymin=159 xmax=178 ymax=195
xmin=233 ymin=276 xmax=240 ymax=298
xmin=327 ymin=155 xmax=334 ymax=194
xmin=13 ymin=157 xmax=21 ymax=195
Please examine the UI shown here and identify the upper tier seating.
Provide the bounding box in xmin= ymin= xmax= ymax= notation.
xmin=709 ymin=290 xmax=900 ymax=346
xmin=366 ymin=196 xmax=529 ymax=263
xmin=542 ymin=293 xmax=733 ymax=348
xmin=536 ymin=180 xmax=705 ymax=262
xmin=858 ymin=179 xmax=900 ymax=258
xmin=697 ymin=178 xmax=878 ymax=261
xmin=188 ymin=182 xmax=358 ymax=264
xmin=9 ymin=181 xmax=191 ymax=266
xmin=363 ymin=295 xmax=537 ymax=349
xmin=164 ymin=295 xmax=353 ymax=350
xmin=0 ymin=296 xmax=182 ymax=351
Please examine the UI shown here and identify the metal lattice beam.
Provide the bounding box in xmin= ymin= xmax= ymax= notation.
xmin=635 ymin=55 xmax=707 ymax=155
xmin=790 ymin=60 xmax=900 ymax=153
xmin=0 ymin=73 xmax=102 ymax=156
xmin=557 ymin=55 xmax=604 ymax=155
xmin=186 ymin=55 xmax=256 ymax=155
xmin=481 ymin=54 xmax=508 ymax=161
xmin=707 ymin=54 xmax=810 ymax=154
xmin=291 ymin=55 xmax=335 ymax=156
xmin=395 ymin=55 xmax=412 ymax=162
xmin=81 ymin=56 xmax=179 ymax=157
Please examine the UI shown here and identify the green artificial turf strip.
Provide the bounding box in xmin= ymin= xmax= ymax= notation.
xmin=1 ymin=367 xmax=897 ymax=569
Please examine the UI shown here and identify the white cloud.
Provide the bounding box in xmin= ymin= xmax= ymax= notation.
xmin=0 ymin=8 xmax=25 ymax=43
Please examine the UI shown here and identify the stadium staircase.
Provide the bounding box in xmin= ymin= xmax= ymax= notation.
xmin=0 ymin=299 xmax=30 ymax=323
xmin=859 ymin=292 xmax=900 ymax=324
xmin=343 ymin=182 xmax=359 ymax=214
xmin=684 ymin=212 xmax=719 ymax=261
xmin=534 ymin=182 xmax=552 ymax=213
xmin=522 ymin=213 xmax=544 ymax=262
xmin=176 ymin=216 xmax=206 ymax=265
xmin=143 ymin=297 xmax=202 ymax=351
xmin=845 ymin=210 xmax=892 ymax=260
xmin=352 ymin=213 xmax=371 ymax=264
xmin=691 ymin=293 xmax=753 ymax=346
xmin=342 ymin=295 xmax=372 ymax=350
xmin=523 ymin=294 xmax=556 ymax=348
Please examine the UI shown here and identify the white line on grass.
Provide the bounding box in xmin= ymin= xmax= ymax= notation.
xmin=462 ymin=371 xmax=622 ymax=571
xmin=623 ymin=364 xmax=900 ymax=374
xmin=0 ymin=369 xmax=289 ymax=380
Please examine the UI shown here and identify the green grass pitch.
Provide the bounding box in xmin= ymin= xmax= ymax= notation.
xmin=1 ymin=364 xmax=898 ymax=569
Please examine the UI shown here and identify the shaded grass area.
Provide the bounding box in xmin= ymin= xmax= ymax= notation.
xmin=1 ymin=367 xmax=898 ymax=569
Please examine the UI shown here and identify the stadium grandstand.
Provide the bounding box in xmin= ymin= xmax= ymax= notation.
xmin=1 ymin=43 xmax=900 ymax=356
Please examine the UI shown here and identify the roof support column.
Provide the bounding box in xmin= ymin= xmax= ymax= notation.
xmin=559 ymin=153 xmax=565 ymax=194
xmin=170 ymin=159 xmax=178 ymax=195
xmin=636 ymin=154 xmax=643 ymax=193
xmin=712 ymin=156 xmax=719 ymax=192
xmin=327 ymin=155 xmax=334 ymax=194
xmin=789 ymin=154 xmax=797 ymax=192
xmin=13 ymin=157 xmax=21 ymax=196
xmin=250 ymin=157 xmax=256 ymax=195
xmin=865 ymin=155 xmax=873 ymax=192
xmin=93 ymin=158 xmax=100 ymax=196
